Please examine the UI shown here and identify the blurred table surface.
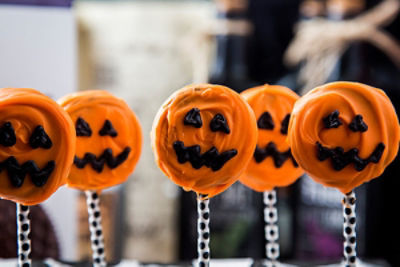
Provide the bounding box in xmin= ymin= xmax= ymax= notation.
xmin=0 ymin=258 xmax=390 ymax=267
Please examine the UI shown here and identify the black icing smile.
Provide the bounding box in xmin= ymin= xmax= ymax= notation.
xmin=0 ymin=122 xmax=54 ymax=188
xmin=0 ymin=157 xmax=55 ymax=188
xmin=74 ymin=147 xmax=131 ymax=173
xmin=254 ymin=142 xmax=298 ymax=168
xmin=316 ymin=142 xmax=385 ymax=171
xmin=173 ymin=141 xmax=237 ymax=171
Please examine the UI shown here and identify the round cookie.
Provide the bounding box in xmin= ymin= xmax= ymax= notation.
xmin=0 ymin=88 xmax=76 ymax=205
xmin=239 ymin=84 xmax=304 ymax=191
xmin=59 ymin=90 xmax=142 ymax=190
xmin=287 ymin=81 xmax=400 ymax=193
xmin=151 ymin=84 xmax=258 ymax=198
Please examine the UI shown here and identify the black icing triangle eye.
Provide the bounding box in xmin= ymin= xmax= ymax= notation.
xmin=280 ymin=114 xmax=290 ymax=135
xmin=0 ymin=122 xmax=16 ymax=147
xmin=210 ymin=113 xmax=230 ymax=134
xmin=184 ymin=108 xmax=202 ymax=128
xmin=323 ymin=110 xmax=342 ymax=129
xmin=29 ymin=126 xmax=53 ymax=149
xmin=76 ymin=117 xmax=92 ymax=137
xmin=99 ymin=120 xmax=118 ymax=137
xmin=349 ymin=115 xmax=368 ymax=132
xmin=257 ymin=112 xmax=274 ymax=130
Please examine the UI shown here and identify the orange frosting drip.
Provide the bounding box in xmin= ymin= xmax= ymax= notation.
xmin=239 ymin=84 xmax=304 ymax=191
xmin=59 ymin=90 xmax=142 ymax=190
xmin=288 ymin=81 xmax=400 ymax=193
xmin=0 ymin=88 xmax=76 ymax=205
xmin=151 ymin=84 xmax=258 ymax=198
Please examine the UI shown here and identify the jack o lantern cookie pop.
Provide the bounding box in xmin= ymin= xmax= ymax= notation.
xmin=287 ymin=81 xmax=400 ymax=266
xmin=0 ymin=88 xmax=76 ymax=267
xmin=59 ymin=90 xmax=142 ymax=267
xmin=151 ymin=84 xmax=257 ymax=267
xmin=239 ymin=84 xmax=304 ymax=264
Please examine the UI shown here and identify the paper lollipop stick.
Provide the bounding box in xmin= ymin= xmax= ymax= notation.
xmin=264 ymin=190 xmax=279 ymax=264
xmin=197 ymin=194 xmax=210 ymax=267
xmin=17 ymin=204 xmax=31 ymax=267
xmin=85 ymin=190 xmax=106 ymax=267
xmin=343 ymin=191 xmax=357 ymax=266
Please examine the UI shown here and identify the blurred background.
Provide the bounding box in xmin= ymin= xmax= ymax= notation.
xmin=0 ymin=0 xmax=399 ymax=266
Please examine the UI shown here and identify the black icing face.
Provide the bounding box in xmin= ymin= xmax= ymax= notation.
xmin=173 ymin=108 xmax=238 ymax=171
xmin=254 ymin=112 xmax=298 ymax=168
xmin=73 ymin=117 xmax=131 ymax=173
xmin=0 ymin=122 xmax=55 ymax=188
xmin=317 ymin=110 xmax=385 ymax=171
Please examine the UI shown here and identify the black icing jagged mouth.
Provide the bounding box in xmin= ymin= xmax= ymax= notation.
xmin=173 ymin=141 xmax=237 ymax=171
xmin=74 ymin=147 xmax=131 ymax=173
xmin=316 ymin=142 xmax=385 ymax=171
xmin=254 ymin=142 xmax=298 ymax=168
xmin=0 ymin=157 xmax=55 ymax=188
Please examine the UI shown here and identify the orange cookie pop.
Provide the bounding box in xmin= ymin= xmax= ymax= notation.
xmin=287 ymin=81 xmax=400 ymax=266
xmin=151 ymin=84 xmax=258 ymax=198
xmin=239 ymin=84 xmax=304 ymax=264
xmin=59 ymin=90 xmax=142 ymax=266
xmin=0 ymin=88 xmax=76 ymax=267
xmin=0 ymin=88 xmax=75 ymax=205
xmin=239 ymin=84 xmax=304 ymax=191
xmin=152 ymin=84 xmax=257 ymax=267
xmin=287 ymin=81 xmax=399 ymax=193
xmin=59 ymin=90 xmax=142 ymax=191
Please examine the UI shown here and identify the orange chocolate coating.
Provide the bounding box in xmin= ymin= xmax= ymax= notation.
xmin=239 ymin=85 xmax=304 ymax=191
xmin=288 ymin=81 xmax=400 ymax=193
xmin=0 ymin=88 xmax=76 ymax=205
xmin=151 ymin=84 xmax=258 ymax=198
xmin=59 ymin=90 xmax=142 ymax=190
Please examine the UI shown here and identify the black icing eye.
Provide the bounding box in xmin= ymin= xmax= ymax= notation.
xmin=76 ymin=117 xmax=92 ymax=137
xmin=210 ymin=113 xmax=230 ymax=134
xmin=184 ymin=108 xmax=202 ymax=128
xmin=0 ymin=122 xmax=16 ymax=147
xmin=349 ymin=115 xmax=368 ymax=132
xmin=29 ymin=125 xmax=52 ymax=149
xmin=280 ymin=114 xmax=290 ymax=135
xmin=257 ymin=112 xmax=274 ymax=130
xmin=323 ymin=110 xmax=342 ymax=129
xmin=99 ymin=120 xmax=118 ymax=137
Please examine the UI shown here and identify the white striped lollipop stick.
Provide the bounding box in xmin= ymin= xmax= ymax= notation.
xmin=343 ymin=191 xmax=357 ymax=267
xmin=85 ymin=190 xmax=106 ymax=267
xmin=197 ymin=194 xmax=210 ymax=267
xmin=17 ymin=203 xmax=32 ymax=267
xmin=264 ymin=189 xmax=279 ymax=266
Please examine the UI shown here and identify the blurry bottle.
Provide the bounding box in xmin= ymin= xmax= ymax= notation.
xmin=293 ymin=0 xmax=400 ymax=265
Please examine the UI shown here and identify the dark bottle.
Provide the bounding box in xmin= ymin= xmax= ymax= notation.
xmin=179 ymin=0 xmax=265 ymax=261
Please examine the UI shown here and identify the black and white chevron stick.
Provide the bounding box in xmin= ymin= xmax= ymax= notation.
xmin=17 ymin=204 xmax=32 ymax=267
xmin=85 ymin=190 xmax=106 ymax=267
xmin=343 ymin=191 xmax=357 ymax=267
xmin=197 ymin=194 xmax=210 ymax=267
xmin=264 ymin=189 xmax=279 ymax=266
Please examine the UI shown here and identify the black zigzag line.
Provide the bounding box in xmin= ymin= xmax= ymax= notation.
xmin=254 ymin=142 xmax=298 ymax=168
xmin=0 ymin=157 xmax=55 ymax=188
xmin=74 ymin=147 xmax=131 ymax=173
xmin=316 ymin=142 xmax=385 ymax=171
xmin=173 ymin=141 xmax=237 ymax=171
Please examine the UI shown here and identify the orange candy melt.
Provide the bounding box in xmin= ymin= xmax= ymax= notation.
xmin=0 ymin=88 xmax=76 ymax=205
xmin=288 ymin=81 xmax=400 ymax=193
xmin=59 ymin=90 xmax=142 ymax=191
xmin=151 ymin=84 xmax=258 ymax=198
xmin=239 ymin=85 xmax=304 ymax=191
